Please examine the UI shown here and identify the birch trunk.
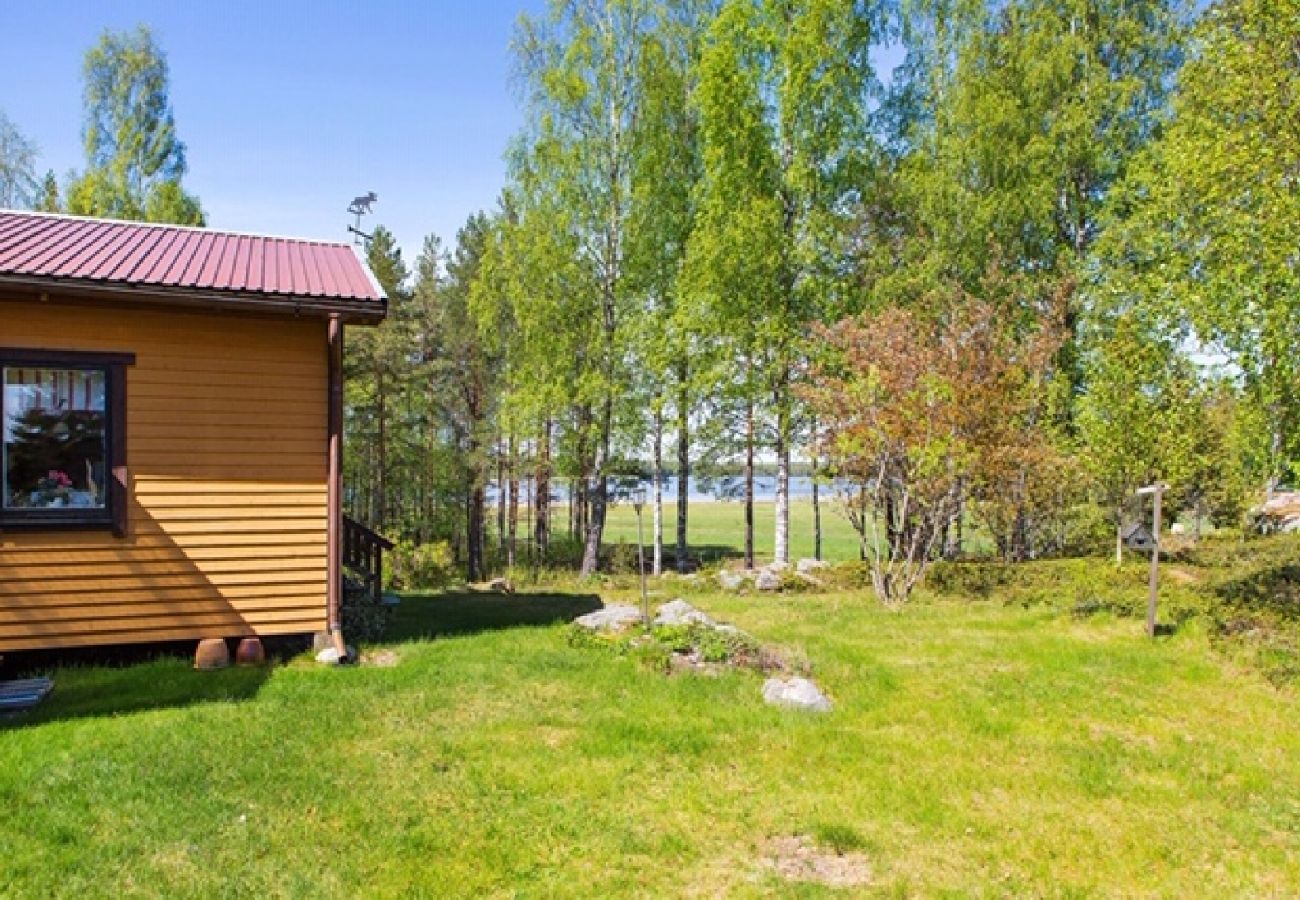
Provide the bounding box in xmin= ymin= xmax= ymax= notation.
xmin=536 ymin=418 xmax=551 ymax=559
xmin=580 ymin=397 xmax=613 ymax=576
xmin=773 ymin=383 xmax=791 ymax=567
xmin=507 ymin=434 xmax=518 ymax=569
xmin=744 ymin=397 xmax=755 ymax=571
xmin=676 ymin=361 xmax=690 ymax=572
xmin=652 ymin=406 xmax=663 ymax=576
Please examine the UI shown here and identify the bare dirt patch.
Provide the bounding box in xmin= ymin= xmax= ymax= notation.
xmin=761 ymin=834 xmax=872 ymax=888
xmin=360 ymin=649 xmax=400 ymax=668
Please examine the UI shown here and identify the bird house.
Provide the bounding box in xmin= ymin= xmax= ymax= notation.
xmin=1122 ymin=521 xmax=1156 ymax=551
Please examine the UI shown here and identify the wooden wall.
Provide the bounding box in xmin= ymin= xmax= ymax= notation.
xmin=0 ymin=294 xmax=329 ymax=650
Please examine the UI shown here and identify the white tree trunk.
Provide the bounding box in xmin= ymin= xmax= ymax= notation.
xmin=774 ymin=416 xmax=790 ymax=566
xmin=652 ymin=407 xmax=663 ymax=576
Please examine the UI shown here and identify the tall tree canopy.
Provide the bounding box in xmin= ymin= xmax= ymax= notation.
xmin=0 ymin=112 xmax=40 ymax=209
xmin=66 ymin=26 xmax=204 ymax=225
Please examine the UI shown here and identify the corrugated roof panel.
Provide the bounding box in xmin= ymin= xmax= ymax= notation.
xmin=0 ymin=210 xmax=384 ymax=306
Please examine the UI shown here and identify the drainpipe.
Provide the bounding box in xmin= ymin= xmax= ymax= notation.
xmin=326 ymin=314 xmax=348 ymax=659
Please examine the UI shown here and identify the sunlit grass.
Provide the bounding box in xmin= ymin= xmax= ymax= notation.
xmin=2 ymin=580 xmax=1298 ymax=895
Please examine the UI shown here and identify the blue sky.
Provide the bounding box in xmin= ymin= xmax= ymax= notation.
xmin=0 ymin=1 xmax=546 ymax=264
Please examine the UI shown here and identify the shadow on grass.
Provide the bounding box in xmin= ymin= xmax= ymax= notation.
xmin=0 ymin=638 xmax=313 ymax=730
xmin=386 ymin=590 xmax=604 ymax=643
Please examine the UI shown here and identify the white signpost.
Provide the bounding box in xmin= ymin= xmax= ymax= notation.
xmin=1135 ymin=483 xmax=1167 ymax=638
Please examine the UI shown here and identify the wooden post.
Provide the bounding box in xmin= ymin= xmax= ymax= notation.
xmin=1138 ymin=482 xmax=1165 ymax=638
xmin=326 ymin=315 xmax=346 ymax=656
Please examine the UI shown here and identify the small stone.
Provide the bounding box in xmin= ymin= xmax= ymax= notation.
xmin=654 ymin=599 xmax=716 ymax=627
xmin=755 ymin=568 xmax=782 ymax=591
xmin=574 ymin=604 xmax=644 ymax=633
xmin=315 ymin=645 xmax=356 ymax=666
xmin=796 ymin=558 xmax=829 ymax=574
xmin=718 ymin=570 xmax=746 ymax=591
xmin=763 ymin=676 xmax=832 ymax=712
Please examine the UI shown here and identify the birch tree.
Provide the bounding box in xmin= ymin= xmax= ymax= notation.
xmin=688 ymin=0 xmax=884 ymax=566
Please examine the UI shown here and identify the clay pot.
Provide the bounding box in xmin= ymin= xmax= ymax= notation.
xmin=234 ymin=638 xmax=266 ymax=667
xmin=194 ymin=638 xmax=230 ymax=670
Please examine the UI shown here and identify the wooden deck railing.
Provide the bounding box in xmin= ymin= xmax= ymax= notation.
xmin=342 ymin=515 xmax=394 ymax=606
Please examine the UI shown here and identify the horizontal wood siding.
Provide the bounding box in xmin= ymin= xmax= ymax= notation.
xmin=0 ymin=294 xmax=329 ymax=650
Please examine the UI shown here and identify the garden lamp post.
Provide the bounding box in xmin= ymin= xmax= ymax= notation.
xmin=631 ymin=486 xmax=649 ymax=625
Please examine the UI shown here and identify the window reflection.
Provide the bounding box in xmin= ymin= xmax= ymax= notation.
xmin=2 ymin=367 xmax=107 ymax=510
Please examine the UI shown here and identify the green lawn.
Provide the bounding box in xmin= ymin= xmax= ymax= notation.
xmin=3 ymin=574 xmax=1299 ymax=895
xmin=602 ymin=499 xmax=866 ymax=564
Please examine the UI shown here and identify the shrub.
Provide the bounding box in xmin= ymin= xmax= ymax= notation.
xmin=341 ymin=579 xmax=390 ymax=643
xmin=387 ymin=540 xmax=456 ymax=591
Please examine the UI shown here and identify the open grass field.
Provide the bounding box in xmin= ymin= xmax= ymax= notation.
xmin=602 ymin=499 xmax=865 ymax=564
xmin=600 ymin=499 xmax=998 ymax=565
xmin=3 ymin=555 xmax=1300 ymax=895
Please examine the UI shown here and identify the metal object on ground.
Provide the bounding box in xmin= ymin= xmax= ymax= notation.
xmin=0 ymin=677 xmax=53 ymax=712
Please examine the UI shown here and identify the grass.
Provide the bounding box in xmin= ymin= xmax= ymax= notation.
xmin=602 ymin=498 xmax=864 ymax=564
xmin=599 ymin=498 xmax=998 ymax=565
xmin=3 ymin=560 xmax=1300 ymax=895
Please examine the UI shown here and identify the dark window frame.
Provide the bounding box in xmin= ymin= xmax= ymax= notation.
xmin=0 ymin=348 xmax=134 ymax=537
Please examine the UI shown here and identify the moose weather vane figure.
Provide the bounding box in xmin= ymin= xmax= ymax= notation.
xmin=347 ymin=191 xmax=378 ymax=247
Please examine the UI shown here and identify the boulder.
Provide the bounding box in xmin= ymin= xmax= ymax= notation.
xmin=574 ymin=604 xmax=644 ymax=633
xmin=755 ymin=568 xmax=783 ymax=591
xmin=762 ymin=677 xmax=832 ymax=712
xmin=654 ymin=599 xmax=716 ymax=628
xmin=796 ymin=558 xmax=829 ymax=574
xmin=718 ymin=570 xmax=747 ymax=591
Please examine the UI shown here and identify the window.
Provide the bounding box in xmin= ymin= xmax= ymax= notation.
xmin=0 ymin=349 xmax=133 ymax=535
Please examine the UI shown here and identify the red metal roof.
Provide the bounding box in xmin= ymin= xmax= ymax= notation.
xmin=0 ymin=210 xmax=385 ymax=307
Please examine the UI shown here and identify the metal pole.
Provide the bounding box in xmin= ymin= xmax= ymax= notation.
xmin=1147 ymin=485 xmax=1162 ymax=638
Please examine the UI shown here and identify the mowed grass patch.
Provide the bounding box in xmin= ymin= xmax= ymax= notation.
xmin=602 ymin=499 xmax=865 ymax=564
xmin=1 ymin=586 xmax=1297 ymax=895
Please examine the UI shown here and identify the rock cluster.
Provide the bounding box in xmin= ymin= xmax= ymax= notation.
xmin=572 ymin=599 xmax=833 ymax=711
xmin=1253 ymin=491 xmax=1300 ymax=534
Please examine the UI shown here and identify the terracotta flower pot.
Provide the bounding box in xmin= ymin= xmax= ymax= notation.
xmin=234 ymin=638 xmax=266 ymax=667
xmin=194 ymin=638 xmax=230 ymax=670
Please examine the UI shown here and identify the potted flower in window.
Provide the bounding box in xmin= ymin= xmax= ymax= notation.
xmin=34 ymin=470 xmax=74 ymax=508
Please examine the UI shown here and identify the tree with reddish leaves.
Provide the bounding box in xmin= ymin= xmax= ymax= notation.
xmin=806 ymin=296 xmax=1062 ymax=603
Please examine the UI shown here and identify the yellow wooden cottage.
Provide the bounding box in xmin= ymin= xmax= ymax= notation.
xmin=0 ymin=210 xmax=386 ymax=654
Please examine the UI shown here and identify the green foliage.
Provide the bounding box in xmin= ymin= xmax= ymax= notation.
xmin=566 ymin=617 xmax=768 ymax=672
xmin=339 ymin=582 xmax=391 ymax=643
xmin=386 ymin=540 xmax=456 ymax=591
xmin=0 ymin=111 xmax=40 ymax=209
xmin=65 ymin=26 xmax=203 ymax=224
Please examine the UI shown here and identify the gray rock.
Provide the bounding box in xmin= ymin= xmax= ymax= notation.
xmin=574 ymin=604 xmax=644 ymax=633
xmin=755 ymin=568 xmax=783 ymax=591
xmin=762 ymin=677 xmax=832 ymax=712
xmin=654 ymin=598 xmax=716 ymax=628
xmin=316 ymin=645 xmax=356 ymax=666
xmin=796 ymin=558 xmax=829 ymax=574
xmin=718 ymin=570 xmax=746 ymax=591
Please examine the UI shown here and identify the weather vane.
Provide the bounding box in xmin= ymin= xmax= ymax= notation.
xmin=347 ymin=191 xmax=377 ymax=246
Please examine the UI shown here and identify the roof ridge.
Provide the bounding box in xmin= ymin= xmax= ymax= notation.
xmin=0 ymin=208 xmax=358 ymax=251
